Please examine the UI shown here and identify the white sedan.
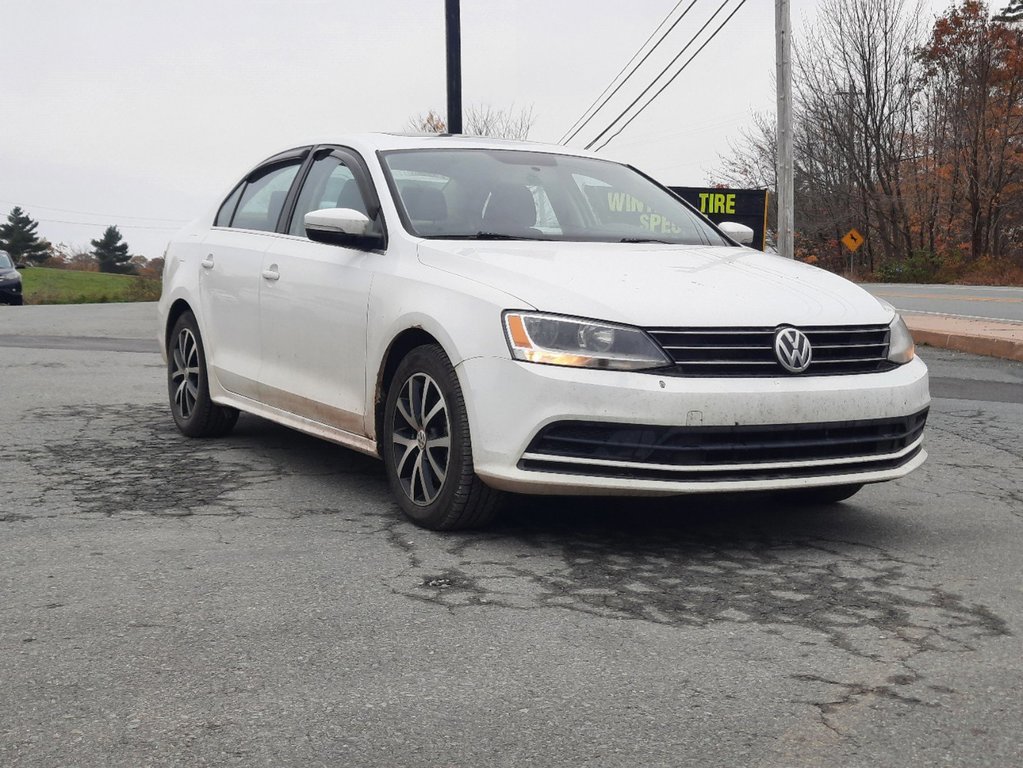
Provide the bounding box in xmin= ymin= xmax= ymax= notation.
xmin=157 ymin=134 xmax=928 ymax=529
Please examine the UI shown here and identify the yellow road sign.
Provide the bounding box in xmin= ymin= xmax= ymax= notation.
xmin=841 ymin=228 xmax=864 ymax=252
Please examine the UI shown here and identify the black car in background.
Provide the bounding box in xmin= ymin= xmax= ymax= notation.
xmin=0 ymin=250 xmax=23 ymax=305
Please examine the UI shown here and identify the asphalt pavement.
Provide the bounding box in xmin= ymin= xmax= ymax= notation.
xmin=1 ymin=303 xmax=1021 ymax=767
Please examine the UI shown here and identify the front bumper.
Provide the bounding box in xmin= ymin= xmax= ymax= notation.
xmin=458 ymin=355 xmax=930 ymax=495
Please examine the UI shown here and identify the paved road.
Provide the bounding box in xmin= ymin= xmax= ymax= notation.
xmin=2 ymin=305 xmax=1022 ymax=767
xmin=863 ymin=283 xmax=1023 ymax=323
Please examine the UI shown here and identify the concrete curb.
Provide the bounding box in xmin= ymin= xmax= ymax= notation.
xmin=904 ymin=315 xmax=1023 ymax=363
xmin=911 ymin=328 xmax=1023 ymax=362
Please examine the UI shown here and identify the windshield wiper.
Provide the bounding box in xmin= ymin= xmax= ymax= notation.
xmin=619 ymin=237 xmax=671 ymax=244
xmin=437 ymin=232 xmax=542 ymax=241
xmin=472 ymin=231 xmax=540 ymax=240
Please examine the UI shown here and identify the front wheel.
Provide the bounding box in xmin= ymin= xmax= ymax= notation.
xmin=382 ymin=344 xmax=502 ymax=530
xmin=168 ymin=310 xmax=239 ymax=438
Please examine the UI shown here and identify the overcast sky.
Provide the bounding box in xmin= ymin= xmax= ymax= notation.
xmin=0 ymin=0 xmax=950 ymax=259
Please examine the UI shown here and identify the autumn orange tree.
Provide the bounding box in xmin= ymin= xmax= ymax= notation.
xmin=917 ymin=0 xmax=1023 ymax=265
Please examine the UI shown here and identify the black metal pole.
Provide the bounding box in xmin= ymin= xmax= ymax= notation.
xmin=445 ymin=0 xmax=462 ymax=134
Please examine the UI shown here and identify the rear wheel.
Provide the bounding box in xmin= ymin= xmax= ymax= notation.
xmin=778 ymin=483 xmax=863 ymax=505
xmin=168 ymin=310 xmax=239 ymax=438
xmin=382 ymin=344 xmax=502 ymax=530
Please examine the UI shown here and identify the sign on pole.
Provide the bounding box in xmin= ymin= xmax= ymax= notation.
xmin=841 ymin=228 xmax=864 ymax=252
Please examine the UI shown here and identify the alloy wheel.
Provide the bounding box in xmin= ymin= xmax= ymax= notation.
xmin=391 ymin=372 xmax=451 ymax=506
xmin=171 ymin=327 xmax=200 ymax=420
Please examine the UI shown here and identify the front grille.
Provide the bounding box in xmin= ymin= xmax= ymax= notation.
xmin=520 ymin=409 xmax=928 ymax=483
xmin=647 ymin=325 xmax=895 ymax=377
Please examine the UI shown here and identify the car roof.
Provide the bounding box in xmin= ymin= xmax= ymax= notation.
xmin=321 ymin=132 xmax=603 ymax=159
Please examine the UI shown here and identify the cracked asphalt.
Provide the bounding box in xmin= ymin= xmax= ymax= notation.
xmin=1 ymin=304 xmax=1021 ymax=767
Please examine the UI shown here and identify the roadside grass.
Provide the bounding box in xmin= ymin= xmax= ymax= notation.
xmin=20 ymin=267 xmax=161 ymax=305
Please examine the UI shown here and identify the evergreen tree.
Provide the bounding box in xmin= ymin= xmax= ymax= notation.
xmin=996 ymin=0 xmax=1023 ymax=21
xmin=0 ymin=207 xmax=52 ymax=265
xmin=91 ymin=225 xmax=134 ymax=274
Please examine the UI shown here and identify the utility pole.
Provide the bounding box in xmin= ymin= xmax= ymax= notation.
xmin=445 ymin=0 xmax=463 ymax=134
xmin=776 ymin=0 xmax=794 ymax=259
xmin=836 ymin=82 xmax=858 ymax=277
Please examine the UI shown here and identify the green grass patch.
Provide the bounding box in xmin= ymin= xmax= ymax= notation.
xmin=21 ymin=268 xmax=161 ymax=305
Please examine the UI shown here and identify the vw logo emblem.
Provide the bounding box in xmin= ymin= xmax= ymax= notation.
xmin=774 ymin=327 xmax=813 ymax=373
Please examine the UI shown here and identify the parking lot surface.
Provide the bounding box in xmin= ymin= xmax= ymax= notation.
xmin=1 ymin=304 xmax=1021 ymax=767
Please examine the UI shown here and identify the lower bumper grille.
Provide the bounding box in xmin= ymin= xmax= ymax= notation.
xmin=520 ymin=409 xmax=928 ymax=482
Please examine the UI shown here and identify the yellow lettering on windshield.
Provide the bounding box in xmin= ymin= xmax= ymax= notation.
xmin=607 ymin=192 xmax=649 ymax=213
xmin=608 ymin=192 xmax=683 ymax=234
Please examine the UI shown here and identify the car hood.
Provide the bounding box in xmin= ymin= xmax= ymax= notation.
xmin=0 ymin=267 xmax=19 ymax=279
xmin=417 ymin=241 xmax=892 ymax=327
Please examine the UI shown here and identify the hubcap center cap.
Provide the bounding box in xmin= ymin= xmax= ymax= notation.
xmin=416 ymin=430 xmax=427 ymax=450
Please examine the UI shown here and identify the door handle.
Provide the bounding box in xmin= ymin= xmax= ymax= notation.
xmin=261 ymin=266 xmax=280 ymax=281
xmin=201 ymin=254 xmax=215 ymax=269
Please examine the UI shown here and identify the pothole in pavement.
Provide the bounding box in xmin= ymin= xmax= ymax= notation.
xmin=382 ymin=497 xmax=1012 ymax=732
xmin=388 ymin=496 xmax=1009 ymax=703
xmin=8 ymin=404 xmax=384 ymax=519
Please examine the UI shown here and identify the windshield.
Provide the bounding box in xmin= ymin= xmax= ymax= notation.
xmin=0 ymin=252 xmax=13 ymax=269
xmin=380 ymin=149 xmax=729 ymax=246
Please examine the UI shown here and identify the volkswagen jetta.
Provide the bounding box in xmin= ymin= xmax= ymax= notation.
xmin=157 ymin=134 xmax=928 ymax=529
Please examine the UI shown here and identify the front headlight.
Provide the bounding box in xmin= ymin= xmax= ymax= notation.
xmin=503 ymin=312 xmax=671 ymax=370
xmin=888 ymin=314 xmax=915 ymax=364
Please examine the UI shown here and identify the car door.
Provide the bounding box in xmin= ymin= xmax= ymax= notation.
xmin=200 ymin=154 xmax=305 ymax=399
xmin=257 ymin=147 xmax=383 ymax=436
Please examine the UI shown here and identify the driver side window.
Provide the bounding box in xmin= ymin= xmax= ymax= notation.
xmin=230 ymin=162 xmax=301 ymax=232
xmin=289 ymin=156 xmax=370 ymax=237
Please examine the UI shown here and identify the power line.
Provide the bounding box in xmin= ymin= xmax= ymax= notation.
xmin=605 ymin=110 xmax=748 ymax=149
xmin=584 ymin=0 xmax=732 ymax=151
xmin=559 ymin=0 xmax=696 ymax=146
xmin=589 ymin=0 xmax=749 ymax=152
xmin=0 ymin=197 xmax=187 ymax=223
xmin=35 ymin=217 xmax=181 ymax=232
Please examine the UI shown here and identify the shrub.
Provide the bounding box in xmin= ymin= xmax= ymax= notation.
xmin=876 ymin=250 xmax=945 ymax=283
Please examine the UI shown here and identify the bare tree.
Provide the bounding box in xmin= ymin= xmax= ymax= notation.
xmin=407 ymin=105 xmax=536 ymax=140
xmin=794 ymin=0 xmax=925 ymax=272
xmin=714 ymin=1 xmax=924 ymax=273
xmin=407 ymin=109 xmax=448 ymax=134
xmin=716 ymin=0 xmax=1023 ymax=278
xmin=714 ymin=111 xmax=777 ymax=189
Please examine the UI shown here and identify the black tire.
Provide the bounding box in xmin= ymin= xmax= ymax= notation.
xmin=167 ymin=310 xmax=239 ymax=438
xmin=382 ymin=344 xmax=502 ymax=530
xmin=778 ymin=483 xmax=863 ymax=505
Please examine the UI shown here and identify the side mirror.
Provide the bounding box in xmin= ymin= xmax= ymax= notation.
xmin=718 ymin=221 xmax=755 ymax=246
xmin=305 ymin=208 xmax=383 ymax=249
